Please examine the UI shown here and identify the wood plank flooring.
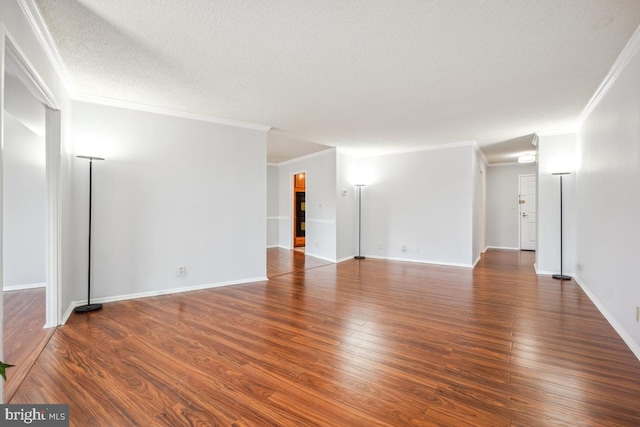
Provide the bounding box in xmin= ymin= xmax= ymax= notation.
xmin=3 ymin=287 xmax=55 ymax=402
xmin=267 ymin=247 xmax=332 ymax=278
xmin=10 ymin=250 xmax=640 ymax=426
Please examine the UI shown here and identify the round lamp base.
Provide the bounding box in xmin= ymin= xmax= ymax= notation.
xmin=74 ymin=303 xmax=103 ymax=313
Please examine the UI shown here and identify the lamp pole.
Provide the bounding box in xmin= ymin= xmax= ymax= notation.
xmin=552 ymin=172 xmax=571 ymax=281
xmin=355 ymin=184 xmax=365 ymax=259
xmin=75 ymin=155 xmax=105 ymax=313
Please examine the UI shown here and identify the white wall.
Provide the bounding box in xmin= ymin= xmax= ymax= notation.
xmin=486 ymin=163 xmax=537 ymax=250
xmin=359 ymin=145 xmax=474 ymax=267
xmin=336 ymin=152 xmax=357 ymax=261
xmin=3 ymin=68 xmax=47 ymax=290
xmin=536 ymin=133 xmax=576 ymax=275
xmin=277 ymin=149 xmax=337 ymax=261
xmin=575 ymin=35 xmax=640 ymax=358
xmin=2 ymin=113 xmax=46 ymax=289
xmin=471 ymin=147 xmax=487 ymax=264
xmin=266 ymin=164 xmax=279 ymax=247
xmin=70 ymin=101 xmax=267 ymax=307
xmin=4 ymin=72 xmax=45 ymax=135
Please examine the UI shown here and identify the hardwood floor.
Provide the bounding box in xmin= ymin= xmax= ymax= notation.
xmin=3 ymin=287 xmax=55 ymax=402
xmin=11 ymin=250 xmax=640 ymax=426
xmin=267 ymin=247 xmax=332 ymax=278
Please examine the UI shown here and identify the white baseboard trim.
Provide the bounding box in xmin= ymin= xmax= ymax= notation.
xmin=336 ymin=255 xmax=354 ymax=263
xmin=62 ymin=276 xmax=268 ymax=324
xmin=485 ymin=246 xmax=520 ymax=251
xmin=472 ymin=255 xmax=481 ymax=267
xmin=573 ymin=275 xmax=640 ymax=363
xmin=3 ymin=282 xmax=46 ymax=291
xmin=535 ymin=269 xmax=576 ymax=277
xmin=364 ymin=255 xmax=473 ymax=268
xmin=304 ymin=252 xmax=336 ymax=263
xmin=61 ymin=304 xmax=76 ymax=326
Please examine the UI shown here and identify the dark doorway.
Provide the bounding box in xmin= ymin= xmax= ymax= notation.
xmin=293 ymin=173 xmax=306 ymax=248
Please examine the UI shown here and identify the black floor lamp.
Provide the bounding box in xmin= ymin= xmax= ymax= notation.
xmin=75 ymin=155 xmax=105 ymax=313
xmin=552 ymin=172 xmax=571 ymax=281
xmin=354 ymin=184 xmax=365 ymax=260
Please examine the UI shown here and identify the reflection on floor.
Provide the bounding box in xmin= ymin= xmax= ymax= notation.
xmin=267 ymin=247 xmax=332 ymax=278
xmin=10 ymin=249 xmax=640 ymax=425
xmin=3 ymin=287 xmax=55 ymax=402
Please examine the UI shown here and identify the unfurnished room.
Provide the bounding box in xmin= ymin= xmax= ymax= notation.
xmin=1 ymin=0 xmax=640 ymax=425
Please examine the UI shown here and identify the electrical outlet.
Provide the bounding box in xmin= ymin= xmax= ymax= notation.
xmin=378 ymin=242 xmax=383 ymax=249
xmin=177 ymin=266 xmax=186 ymax=276
xmin=636 ymin=307 xmax=640 ymax=323
xmin=415 ymin=246 xmax=420 ymax=252
xmin=401 ymin=245 xmax=407 ymax=252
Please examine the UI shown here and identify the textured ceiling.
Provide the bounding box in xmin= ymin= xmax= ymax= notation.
xmin=34 ymin=0 xmax=640 ymax=163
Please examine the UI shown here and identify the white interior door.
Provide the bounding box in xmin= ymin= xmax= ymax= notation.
xmin=519 ymin=175 xmax=536 ymax=250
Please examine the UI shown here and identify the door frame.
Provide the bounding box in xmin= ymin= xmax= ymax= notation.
xmin=291 ymin=170 xmax=306 ymax=248
xmin=1 ymin=26 xmax=62 ymax=335
xmin=479 ymin=169 xmax=486 ymax=253
xmin=518 ymin=174 xmax=536 ymax=251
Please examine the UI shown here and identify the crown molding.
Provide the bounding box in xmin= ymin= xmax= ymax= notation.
xmin=347 ymin=139 xmax=477 ymax=159
xmin=17 ymin=0 xmax=75 ymax=96
xmin=275 ymin=146 xmax=335 ymax=166
xmin=75 ymin=94 xmax=271 ymax=132
xmin=578 ymin=23 xmax=640 ymax=127
xmin=536 ymin=128 xmax=577 ymax=137
xmin=393 ymin=139 xmax=476 ymax=155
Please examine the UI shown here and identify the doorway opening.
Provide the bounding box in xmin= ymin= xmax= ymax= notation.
xmin=519 ymin=174 xmax=537 ymax=251
xmin=2 ymin=31 xmax=62 ymax=402
xmin=479 ymin=169 xmax=485 ymax=254
xmin=293 ymin=172 xmax=306 ymax=249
